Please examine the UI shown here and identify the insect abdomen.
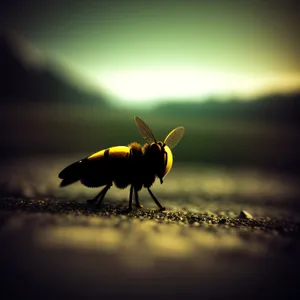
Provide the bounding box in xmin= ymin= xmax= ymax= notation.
xmin=81 ymin=146 xmax=132 ymax=188
xmin=59 ymin=160 xmax=85 ymax=187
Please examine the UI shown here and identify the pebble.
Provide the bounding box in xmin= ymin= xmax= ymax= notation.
xmin=239 ymin=210 xmax=253 ymax=219
xmin=218 ymin=218 xmax=228 ymax=225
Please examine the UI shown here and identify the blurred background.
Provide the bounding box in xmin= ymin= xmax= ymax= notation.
xmin=0 ymin=0 xmax=299 ymax=173
xmin=1 ymin=3 xmax=300 ymax=298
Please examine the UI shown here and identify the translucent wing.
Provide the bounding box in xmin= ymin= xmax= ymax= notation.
xmin=134 ymin=116 xmax=157 ymax=144
xmin=164 ymin=126 xmax=185 ymax=150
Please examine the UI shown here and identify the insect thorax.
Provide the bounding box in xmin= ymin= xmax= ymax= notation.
xmin=124 ymin=142 xmax=154 ymax=189
xmin=128 ymin=142 xmax=143 ymax=157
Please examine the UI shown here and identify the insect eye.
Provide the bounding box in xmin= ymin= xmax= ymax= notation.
xmin=150 ymin=143 xmax=161 ymax=153
xmin=163 ymin=149 xmax=168 ymax=167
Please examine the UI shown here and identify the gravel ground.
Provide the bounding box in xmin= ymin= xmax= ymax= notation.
xmin=0 ymin=156 xmax=300 ymax=299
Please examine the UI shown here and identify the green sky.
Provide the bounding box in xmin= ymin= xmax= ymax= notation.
xmin=2 ymin=0 xmax=300 ymax=105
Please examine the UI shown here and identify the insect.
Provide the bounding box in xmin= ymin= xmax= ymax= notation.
xmin=58 ymin=116 xmax=185 ymax=211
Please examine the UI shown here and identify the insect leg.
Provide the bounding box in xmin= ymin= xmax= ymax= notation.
xmin=86 ymin=189 xmax=105 ymax=204
xmin=87 ymin=183 xmax=112 ymax=207
xmin=128 ymin=184 xmax=134 ymax=211
xmin=134 ymin=186 xmax=143 ymax=208
xmin=120 ymin=185 xmax=135 ymax=214
xmin=95 ymin=184 xmax=112 ymax=207
xmin=121 ymin=185 xmax=134 ymax=213
xmin=147 ymin=188 xmax=166 ymax=211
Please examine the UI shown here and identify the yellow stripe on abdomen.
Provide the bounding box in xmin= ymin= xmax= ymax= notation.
xmin=88 ymin=146 xmax=130 ymax=160
xmin=108 ymin=146 xmax=131 ymax=157
xmin=88 ymin=149 xmax=106 ymax=160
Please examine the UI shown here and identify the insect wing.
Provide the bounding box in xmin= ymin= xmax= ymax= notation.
xmin=134 ymin=116 xmax=157 ymax=144
xmin=164 ymin=126 xmax=185 ymax=150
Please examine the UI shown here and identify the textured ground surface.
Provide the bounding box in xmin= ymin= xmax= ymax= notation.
xmin=0 ymin=155 xmax=300 ymax=299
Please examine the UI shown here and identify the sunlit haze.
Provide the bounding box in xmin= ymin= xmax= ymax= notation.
xmin=93 ymin=69 xmax=300 ymax=103
xmin=2 ymin=0 xmax=300 ymax=105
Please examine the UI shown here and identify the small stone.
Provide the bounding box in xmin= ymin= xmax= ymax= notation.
xmin=239 ymin=210 xmax=253 ymax=219
xmin=218 ymin=218 xmax=227 ymax=225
